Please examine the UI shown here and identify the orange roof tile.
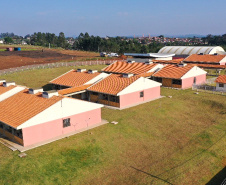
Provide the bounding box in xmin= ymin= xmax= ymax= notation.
xmin=102 ymin=61 xmax=158 ymax=74
xmin=184 ymin=54 xmax=226 ymax=63
xmin=88 ymin=74 xmax=140 ymax=95
xmin=193 ymin=64 xmax=226 ymax=69
xmin=215 ymin=75 xmax=226 ymax=84
xmin=50 ymin=70 xmax=101 ymax=87
xmin=0 ymin=84 xmax=16 ymax=95
xmin=58 ymin=84 xmax=91 ymax=95
xmin=0 ymin=90 xmax=63 ymax=128
xmin=153 ymin=64 xmax=194 ymax=79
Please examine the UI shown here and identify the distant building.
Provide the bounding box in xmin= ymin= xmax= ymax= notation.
xmin=158 ymin=46 xmax=225 ymax=57
xmin=124 ymin=53 xmax=175 ymax=63
xmin=215 ymin=75 xmax=226 ymax=92
xmin=183 ymin=54 xmax=226 ymax=65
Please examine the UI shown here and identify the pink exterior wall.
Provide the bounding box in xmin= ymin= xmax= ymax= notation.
xmin=182 ymin=74 xmax=206 ymax=89
xmin=119 ymin=86 xmax=160 ymax=108
xmin=22 ymin=108 xmax=101 ymax=147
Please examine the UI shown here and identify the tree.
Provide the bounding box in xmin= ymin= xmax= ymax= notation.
xmin=57 ymin=32 xmax=66 ymax=48
xmin=4 ymin=37 xmax=13 ymax=44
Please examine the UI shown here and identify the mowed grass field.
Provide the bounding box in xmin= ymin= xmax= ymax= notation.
xmin=0 ymin=65 xmax=225 ymax=185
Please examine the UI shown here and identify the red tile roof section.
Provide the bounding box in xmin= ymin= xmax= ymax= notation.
xmin=193 ymin=64 xmax=226 ymax=69
xmin=88 ymin=74 xmax=140 ymax=95
xmin=153 ymin=64 xmax=194 ymax=79
xmin=0 ymin=84 xmax=16 ymax=95
xmin=50 ymin=70 xmax=101 ymax=87
xmin=215 ymin=75 xmax=226 ymax=84
xmin=102 ymin=61 xmax=158 ymax=75
xmin=184 ymin=54 xmax=226 ymax=63
xmin=0 ymin=89 xmax=63 ymax=128
xmin=152 ymin=58 xmax=183 ymax=64
xmin=58 ymin=84 xmax=91 ymax=95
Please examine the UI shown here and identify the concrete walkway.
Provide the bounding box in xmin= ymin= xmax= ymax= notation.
xmin=104 ymin=96 xmax=165 ymax=110
xmin=0 ymin=119 xmax=108 ymax=152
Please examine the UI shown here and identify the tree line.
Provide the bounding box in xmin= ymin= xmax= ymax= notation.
xmin=203 ymin=34 xmax=226 ymax=50
xmin=73 ymin=32 xmax=165 ymax=54
xmin=1 ymin=32 xmax=226 ymax=54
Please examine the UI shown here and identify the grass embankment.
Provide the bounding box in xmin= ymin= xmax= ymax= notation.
xmin=0 ymin=66 xmax=225 ymax=184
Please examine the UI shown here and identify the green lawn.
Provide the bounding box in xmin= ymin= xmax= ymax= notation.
xmin=0 ymin=65 xmax=107 ymax=88
xmin=0 ymin=66 xmax=225 ymax=185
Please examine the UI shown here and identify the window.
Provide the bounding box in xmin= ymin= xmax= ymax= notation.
xmin=103 ymin=94 xmax=108 ymax=100
xmin=63 ymin=118 xmax=71 ymax=128
xmin=109 ymin=95 xmax=119 ymax=103
xmin=193 ymin=77 xmax=196 ymax=84
xmin=172 ymin=79 xmax=182 ymax=85
xmin=14 ymin=129 xmax=23 ymax=139
xmin=219 ymin=83 xmax=224 ymax=87
xmin=140 ymin=91 xmax=144 ymax=98
xmin=5 ymin=125 xmax=12 ymax=133
xmin=91 ymin=92 xmax=98 ymax=96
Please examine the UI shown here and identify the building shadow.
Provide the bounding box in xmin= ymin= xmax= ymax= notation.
xmin=206 ymin=167 xmax=226 ymax=185
xmin=42 ymin=84 xmax=53 ymax=91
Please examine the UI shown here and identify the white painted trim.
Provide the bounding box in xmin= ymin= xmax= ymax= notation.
xmin=219 ymin=56 xmax=226 ymax=65
xmin=181 ymin=66 xmax=207 ymax=79
xmin=117 ymin=77 xmax=161 ymax=96
xmin=147 ymin=64 xmax=164 ymax=73
xmin=84 ymin=73 xmax=110 ymax=85
xmin=0 ymin=86 xmax=26 ymax=102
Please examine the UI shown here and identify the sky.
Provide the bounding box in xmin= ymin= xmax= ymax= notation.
xmin=0 ymin=0 xmax=226 ymax=37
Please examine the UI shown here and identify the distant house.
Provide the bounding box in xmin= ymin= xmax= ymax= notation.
xmin=183 ymin=54 xmax=226 ymax=65
xmin=0 ymin=80 xmax=26 ymax=102
xmin=0 ymin=40 xmax=3 ymax=44
xmin=215 ymin=75 xmax=226 ymax=92
xmin=87 ymin=73 xmax=161 ymax=109
xmin=152 ymin=64 xmax=207 ymax=89
xmin=102 ymin=61 xmax=163 ymax=77
xmin=0 ymin=89 xmax=103 ymax=147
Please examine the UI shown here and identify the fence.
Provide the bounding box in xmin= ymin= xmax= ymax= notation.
xmin=205 ymin=77 xmax=217 ymax=84
xmin=192 ymin=84 xmax=226 ymax=96
xmin=0 ymin=60 xmax=116 ymax=76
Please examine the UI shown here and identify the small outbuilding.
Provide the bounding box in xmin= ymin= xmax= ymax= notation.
xmin=215 ymin=75 xmax=226 ymax=92
xmin=6 ymin=48 xmax=13 ymax=51
xmin=14 ymin=47 xmax=21 ymax=51
xmin=152 ymin=64 xmax=207 ymax=89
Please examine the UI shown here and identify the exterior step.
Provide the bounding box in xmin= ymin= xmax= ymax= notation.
xmin=0 ymin=138 xmax=17 ymax=151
